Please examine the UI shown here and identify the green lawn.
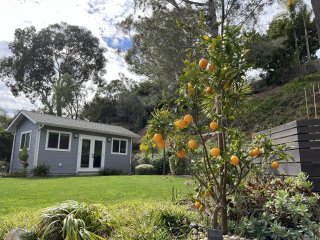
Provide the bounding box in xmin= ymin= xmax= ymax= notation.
xmin=0 ymin=175 xmax=192 ymax=217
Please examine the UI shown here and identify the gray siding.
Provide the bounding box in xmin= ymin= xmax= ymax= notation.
xmin=37 ymin=126 xmax=132 ymax=174
xmin=11 ymin=118 xmax=38 ymax=172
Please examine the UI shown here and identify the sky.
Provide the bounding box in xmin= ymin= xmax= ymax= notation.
xmin=0 ymin=0 xmax=313 ymax=115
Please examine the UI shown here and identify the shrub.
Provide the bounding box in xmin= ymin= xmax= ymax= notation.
xmin=150 ymin=157 xmax=170 ymax=175
xmin=36 ymin=201 xmax=113 ymax=240
xmin=5 ymin=171 xmax=27 ymax=177
xmin=98 ymin=168 xmax=122 ymax=176
xmin=229 ymin=173 xmax=320 ymax=239
xmin=135 ymin=164 xmax=154 ymax=175
xmin=31 ymin=164 xmax=50 ymax=177
xmin=137 ymin=157 xmax=151 ymax=165
xmin=169 ymin=155 xmax=187 ymax=175
xmin=19 ymin=146 xmax=29 ymax=175
xmin=0 ymin=160 xmax=9 ymax=173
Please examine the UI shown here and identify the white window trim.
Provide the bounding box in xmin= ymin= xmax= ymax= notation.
xmin=45 ymin=130 xmax=72 ymax=152
xmin=19 ymin=130 xmax=32 ymax=151
xmin=111 ymin=137 xmax=128 ymax=155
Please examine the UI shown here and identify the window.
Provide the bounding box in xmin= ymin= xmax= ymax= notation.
xmin=20 ymin=131 xmax=31 ymax=150
xmin=111 ymin=138 xmax=128 ymax=154
xmin=46 ymin=130 xmax=71 ymax=151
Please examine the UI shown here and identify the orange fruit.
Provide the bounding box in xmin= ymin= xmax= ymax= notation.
xmin=206 ymin=87 xmax=214 ymax=95
xmin=188 ymin=140 xmax=198 ymax=149
xmin=194 ymin=201 xmax=201 ymax=209
xmin=157 ymin=140 xmax=165 ymax=149
xmin=271 ymin=161 xmax=280 ymax=169
xmin=153 ymin=133 xmax=163 ymax=143
xmin=199 ymin=58 xmax=209 ymax=69
xmin=253 ymin=148 xmax=261 ymax=156
xmin=184 ymin=114 xmax=193 ymax=124
xmin=248 ymin=150 xmax=255 ymax=157
xmin=210 ymin=147 xmax=220 ymax=157
xmin=177 ymin=149 xmax=187 ymax=158
xmin=205 ymin=191 xmax=211 ymax=197
xmin=207 ymin=63 xmax=216 ymax=72
xmin=176 ymin=120 xmax=187 ymax=129
xmin=210 ymin=121 xmax=219 ymax=131
xmin=230 ymin=155 xmax=240 ymax=166
xmin=199 ymin=205 xmax=205 ymax=211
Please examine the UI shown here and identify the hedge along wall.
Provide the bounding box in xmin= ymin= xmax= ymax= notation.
xmin=254 ymin=119 xmax=320 ymax=192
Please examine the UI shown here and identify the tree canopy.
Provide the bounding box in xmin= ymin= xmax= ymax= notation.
xmin=0 ymin=22 xmax=107 ymax=117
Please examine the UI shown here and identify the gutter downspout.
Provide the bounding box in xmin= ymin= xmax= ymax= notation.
xmin=9 ymin=133 xmax=16 ymax=173
xmin=33 ymin=123 xmax=44 ymax=168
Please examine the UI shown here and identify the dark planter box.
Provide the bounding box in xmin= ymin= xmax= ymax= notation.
xmin=207 ymin=229 xmax=223 ymax=240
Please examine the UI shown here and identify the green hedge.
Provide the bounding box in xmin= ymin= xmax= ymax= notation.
xmin=135 ymin=164 xmax=154 ymax=175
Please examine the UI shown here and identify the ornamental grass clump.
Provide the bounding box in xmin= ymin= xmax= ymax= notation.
xmin=36 ymin=201 xmax=113 ymax=240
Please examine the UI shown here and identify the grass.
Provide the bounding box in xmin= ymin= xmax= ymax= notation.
xmin=0 ymin=175 xmax=194 ymax=239
xmin=239 ymin=73 xmax=320 ymax=134
xmin=0 ymin=175 xmax=192 ymax=217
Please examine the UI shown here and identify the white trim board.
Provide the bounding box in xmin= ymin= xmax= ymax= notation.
xmin=19 ymin=130 xmax=32 ymax=151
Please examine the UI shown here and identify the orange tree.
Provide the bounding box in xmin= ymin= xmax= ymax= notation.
xmin=142 ymin=26 xmax=291 ymax=233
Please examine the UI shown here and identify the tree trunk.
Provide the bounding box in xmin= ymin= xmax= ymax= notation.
xmin=311 ymin=0 xmax=320 ymax=45
xmin=303 ymin=15 xmax=311 ymax=61
xmin=293 ymin=28 xmax=300 ymax=63
xmin=162 ymin=147 xmax=166 ymax=175
xmin=207 ymin=0 xmax=219 ymax=37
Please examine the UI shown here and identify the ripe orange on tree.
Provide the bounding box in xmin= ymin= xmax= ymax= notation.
xmin=177 ymin=149 xmax=187 ymax=158
xmin=206 ymin=87 xmax=214 ymax=95
xmin=210 ymin=147 xmax=220 ymax=157
xmin=271 ymin=161 xmax=280 ymax=169
xmin=253 ymin=148 xmax=261 ymax=156
xmin=194 ymin=201 xmax=201 ymax=209
xmin=199 ymin=58 xmax=209 ymax=69
xmin=184 ymin=114 xmax=193 ymax=124
xmin=153 ymin=133 xmax=163 ymax=143
xmin=175 ymin=120 xmax=187 ymax=129
xmin=157 ymin=140 xmax=165 ymax=149
xmin=188 ymin=139 xmax=198 ymax=149
xmin=230 ymin=155 xmax=240 ymax=166
xmin=207 ymin=63 xmax=216 ymax=72
xmin=210 ymin=121 xmax=219 ymax=131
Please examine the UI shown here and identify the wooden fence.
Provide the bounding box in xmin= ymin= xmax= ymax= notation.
xmin=254 ymin=119 xmax=320 ymax=192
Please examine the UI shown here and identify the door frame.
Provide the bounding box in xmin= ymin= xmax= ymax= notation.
xmin=76 ymin=134 xmax=106 ymax=172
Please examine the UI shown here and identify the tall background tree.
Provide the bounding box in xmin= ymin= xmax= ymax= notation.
xmin=0 ymin=109 xmax=13 ymax=161
xmin=311 ymin=0 xmax=320 ymax=44
xmin=0 ymin=22 xmax=107 ymax=118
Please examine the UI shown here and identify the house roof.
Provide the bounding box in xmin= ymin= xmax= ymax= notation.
xmin=6 ymin=110 xmax=140 ymax=139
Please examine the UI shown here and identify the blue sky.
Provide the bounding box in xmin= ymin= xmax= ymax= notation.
xmin=0 ymin=0 xmax=313 ymax=115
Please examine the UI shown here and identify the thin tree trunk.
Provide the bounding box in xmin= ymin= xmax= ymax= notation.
xmin=293 ymin=28 xmax=300 ymax=63
xmin=162 ymin=147 xmax=166 ymax=175
xmin=207 ymin=0 xmax=218 ymax=37
xmin=311 ymin=0 xmax=320 ymax=45
xmin=303 ymin=14 xmax=311 ymax=61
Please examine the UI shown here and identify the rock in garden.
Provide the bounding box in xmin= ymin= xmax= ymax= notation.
xmin=229 ymin=235 xmax=240 ymax=240
xmin=4 ymin=229 xmax=26 ymax=240
xmin=189 ymin=222 xmax=198 ymax=229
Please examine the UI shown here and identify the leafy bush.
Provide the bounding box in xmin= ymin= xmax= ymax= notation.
xmin=110 ymin=201 xmax=197 ymax=240
xmin=137 ymin=157 xmax=151 ymax=165
xmin=149 ymin=157 xmax=170 ymax=175
xmin=19 ymin=146 xmax=29 ymax=175
xmin=169 ymin=155 xmax=187 ymax=175
xmin=36 ymin=201 xmax=113 ymax=240
xmin=98 ymin=168 xmax=122 ymax=176
xmin=5 ymin=171 xmax=27 ymax=177
xmin=31 ymin=164 xmax=50 ymax=177
xmin=135 ymin=164 xmax=154 ymax=175
xmin=0 ymin=160 xmax=9 ymax=173
xmin=229 ymin=173 xmax=320 ymax=239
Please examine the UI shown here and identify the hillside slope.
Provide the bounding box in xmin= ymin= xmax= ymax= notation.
xmin=239 ymin=73 xmax=320 ymax=134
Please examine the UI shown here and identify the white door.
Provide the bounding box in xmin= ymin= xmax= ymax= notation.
xmin=77 ymin=135 xmax=106 ymax=172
